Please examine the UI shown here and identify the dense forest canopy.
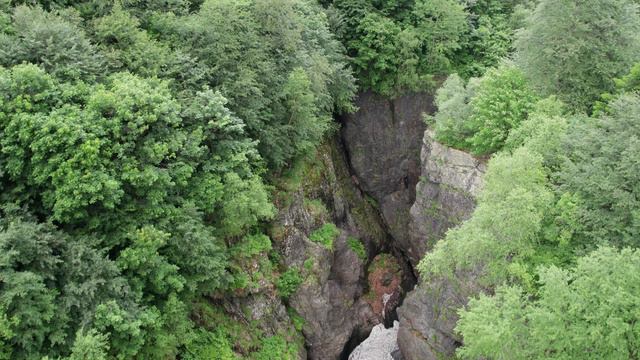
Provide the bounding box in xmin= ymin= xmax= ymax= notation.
xmin=0 ymin=0 xmax=639 ymax=359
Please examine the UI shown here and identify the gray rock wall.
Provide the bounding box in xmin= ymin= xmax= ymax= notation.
xmin=271 ymin=139 xmax=391 ymax=360
xmin=397 ymin=130 xmax=486 ymax=360
xmin=405 ymin=130 xmax=486 ymax=266
xmin=341 ymin=91 xmax=433 ymax=267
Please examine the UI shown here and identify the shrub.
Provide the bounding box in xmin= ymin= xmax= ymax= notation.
xmin=252 ymin=335 xmax=296 ymax=360
xmin=183 ymin=328 xmax=237 ymax=360
xmin=231 ymin=234 xmax=272 ymax=258
xmin=287 ymin=308 xmax=305 ymax=332
xmin=515 ymin=0 xmax=640 ymax=112
xmin=309 ymin=223 xmax=340 ymax=250
xmin=457 ymin=247 xmax=640 ymax=360
xmin=466 ymin=65 xmax=538 ymax=155
xmin=347 ymin=237 xmax=367 ymax=261
xmin=432 ymin=65 xmax=537 ymax=155
xmin=276 ymin=268 xmax=302 ymax=299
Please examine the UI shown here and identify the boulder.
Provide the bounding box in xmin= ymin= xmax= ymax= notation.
xmin=349 ymin=321 xmax=402 ymax=360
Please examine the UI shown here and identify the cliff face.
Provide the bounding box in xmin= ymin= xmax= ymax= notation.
xmin=338 ymin=91 xmax=487 ymax=360
xmin=258 ymin=91 xmax=485 ymax=360
xmin=406 ymin=130 xmax=486 ymax=266
xmin=269 ymin=139 xmax=397 ymax=360
xmin=397 ymin=131 xmax=486 ymax=360
xmin=341 ymin=91 xmax=432 ymax=266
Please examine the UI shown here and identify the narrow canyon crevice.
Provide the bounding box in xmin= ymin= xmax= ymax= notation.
xmin=333 ymin=91 xmax=487 ymax=360
xmin=273 ymin=89 xmax=485 ymax=360
xmin=334 ymin=91 xmax=433 ymax=359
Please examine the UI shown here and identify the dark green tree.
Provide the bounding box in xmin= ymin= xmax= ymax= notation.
xmin=515 ymin=0 xmax=640 ymax=112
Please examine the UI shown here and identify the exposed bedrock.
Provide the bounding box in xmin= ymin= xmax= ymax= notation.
xmin=407 ymin=129 xmax=486 ymax=266
xmin=340 ymin=91 xmax=433 ymax=270
xmin=270 ymin=139 xmax=397 ymax=360
xmin=397 ymin=131 xmax=486 ymax=360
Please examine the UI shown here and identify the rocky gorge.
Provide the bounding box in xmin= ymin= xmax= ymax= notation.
xmin=268 ymin=91 xmax=487 ymax=359
xmin=339 ymin=92 xmax=486 ymax=359
xmin=209 ymin=90 xmax=486 ymax=360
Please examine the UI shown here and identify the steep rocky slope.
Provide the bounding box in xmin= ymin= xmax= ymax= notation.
xmin=250 ymin=91 xmax=485 ymax=360
xmin=406 ymin=130 xmax=486 ymax=267
xmin=269 ymin=138 xmax=406 ymax=360
xmin=338 ymin=91 xmax=486 ymax=360
xmin=397 ymin=131 xmax=486 ymax=360
xmin=341 ymin=91 xmax=432 ymax=270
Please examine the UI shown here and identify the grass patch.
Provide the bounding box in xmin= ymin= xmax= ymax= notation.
xmin=287 ymin=308 xmax=306 ymax=332
xmin=347 ymin=236 xmax=367 ymax=261
xmin=303 ymin=198 xmax=329 ymax=220
xmin=309 ymin=223 xmax=340 ymax=250
xmin=276 ymin=268 xmax=303 ymax=299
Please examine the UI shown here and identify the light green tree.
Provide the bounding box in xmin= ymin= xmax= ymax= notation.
xmin=457 ymin=246 xmax=640 ymax=360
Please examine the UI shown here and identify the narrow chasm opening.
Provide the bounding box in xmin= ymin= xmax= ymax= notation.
xmin=339 ymin=327 xmax=371 ymax=360
xmin=334 ymin=112 xmax=420 ymax=359
xmin=340 ymin=246 xmax=417 ymax=359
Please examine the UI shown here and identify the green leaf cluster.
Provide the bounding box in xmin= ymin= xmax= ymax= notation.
xmin=325 ymin=0 xmax=530 ymax=95
xmin=347 ymin=236 xmax=367 ymax=261
xmin=515 ymin=0 xmax=640 ymax=112
xmin=276 ymin=268 xmax=303 ymax=299
xmin=328 ymin=0 xmax=468 ymax=95
xmin=457 ymin=247 xmax=640 ymax=359
xmin=309 ymin=223 xmax=340 ymax=250
xmin=431 ymin=64 xmax=538 ymax=155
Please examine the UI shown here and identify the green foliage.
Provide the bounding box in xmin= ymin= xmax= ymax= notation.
xmin=504 ymin=96 xmax=568 ymax=169
xmin=334 ymin=0 xmax=467 ymax=95
xmin=347 ymin=236 xmax=367 ymax=261
xmin=595 ymin=62 xmax=640 ymax=114
xmin=452 ymin=0 xmax=523 ymax=78
xmin=117 ymin=226 xmax=185 ymax=297
xmin=329 ymin=0 xmax=531 ymax=93
xmin=515 ymin=0 xmax=640 ymax=112
xmin=465 ymin=65 xmax=537 ymax=155
xmin=267 ymin=67 xmax=332 ymax=164
xmin=0 ymin=6 xmax=104 ymax=81
xmin=67 ymin=329 xmax=109 ymax=360
xmin=309 ymin=223 xmax=340 ymax=250
xmin=0 ymin=213 xmax=131 ymax=359
xmin=429 ymin=73 xmax=476 ymax=149
xmin=558 ymin=94 xmax=640 ymax=248
xmin=276 ymin=268 xmax=303 ymax=299
xmin=183 ymin=328 xmax=237 ymax=360
xmin=252 ymin=335 xmax=297 ymax=360
xmin=287 ymin=308 xmax=305 ymax=332
xmin=457 ymin=246 xmax=640 ymax=360
xmin=418 ymin=147 xmax=554 ymax=285
xmin=153 ymin=0 xmax=355 ymax=167
xmin=230 ymin=234 xmax=272 ymax=259
xmin=432 ymin=64 xmax=537 ymax=155
xmin=303 ymin=199 xmax=329 ymax=220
